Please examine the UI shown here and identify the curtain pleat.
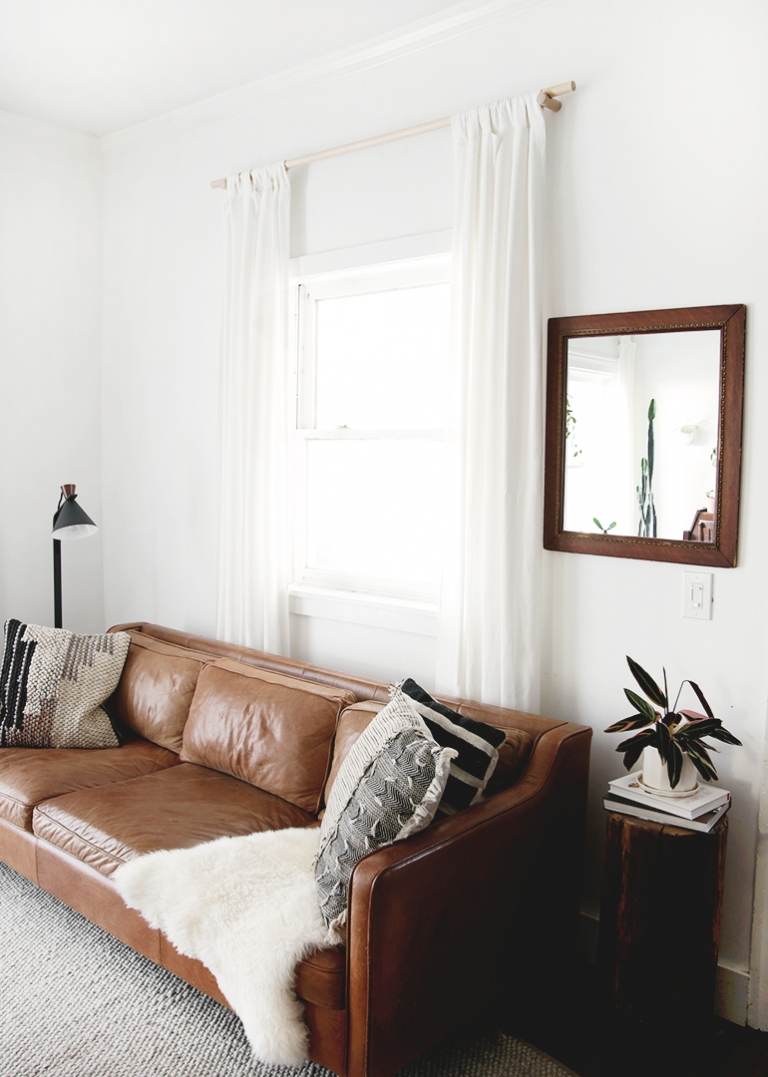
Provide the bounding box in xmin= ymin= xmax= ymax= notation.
xmin=216 ymin=166 xmax=291 ymax=653
xmin=436 ymin=95 xmax=546 ymax=711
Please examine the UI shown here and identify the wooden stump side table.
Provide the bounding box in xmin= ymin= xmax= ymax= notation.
xmin=597 ymin=810 xmax=728 ymax=1027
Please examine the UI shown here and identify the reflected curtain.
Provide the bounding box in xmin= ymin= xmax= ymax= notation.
xmin=216 ymin=166 xmax=291 ymax=652
xmin=617 ymin=337 xmax=637 ymax=533
xmin=436 ymin=95 xmax=546 ymax=711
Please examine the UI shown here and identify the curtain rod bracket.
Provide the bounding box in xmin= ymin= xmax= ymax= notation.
xmin=537 ymin=80 xmax=576 ymax=112
xmin=537 ymin=92 xmax=561 ymax=112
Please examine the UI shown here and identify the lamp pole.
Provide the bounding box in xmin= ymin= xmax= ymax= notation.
xmin=51 ymin=484 xmax=98 ymax=630
xmin=53 ymin=537 xmax=63 ymax=628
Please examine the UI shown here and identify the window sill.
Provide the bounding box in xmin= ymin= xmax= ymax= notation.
xmin=288 ymin=585 xmax=438 ymax=638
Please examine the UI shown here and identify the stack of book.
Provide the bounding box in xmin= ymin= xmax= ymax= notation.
xmin=604 ymin=771 xmax=731 ymax=832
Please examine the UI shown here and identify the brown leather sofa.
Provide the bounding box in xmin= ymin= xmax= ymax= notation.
xmin=0 ymin=622 xmax=591 ymax=1077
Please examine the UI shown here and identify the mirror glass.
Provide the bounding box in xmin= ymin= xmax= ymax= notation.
xmin=563 ymin=331 xmax=721 ymax=543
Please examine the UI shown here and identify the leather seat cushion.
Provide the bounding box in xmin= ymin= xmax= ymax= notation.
xmin=180 ymin=660 xmax=355 ymax=813
xmin=0 ymin=738 xmax=179 ymax=832
xmin=32 ymin=762 xmax=317 ymax=877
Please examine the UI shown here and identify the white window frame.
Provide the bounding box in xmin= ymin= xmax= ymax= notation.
xmin=289 ymin=251 xmax=451 ymax=607
xmin=565 ymin=348 xmax=621 ymax=468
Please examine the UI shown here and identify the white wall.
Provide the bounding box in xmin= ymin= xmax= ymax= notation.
xmin=97 ymin=0 xmax=768 ymax=1019
xmin=631 ymin=331 xmax=720 ymax=540
xmin=0 ymin=111 xmax=103 ymax=633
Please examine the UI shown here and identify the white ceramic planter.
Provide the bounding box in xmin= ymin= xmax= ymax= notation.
xmin=641 ymin=745 xmax=698 ymax=797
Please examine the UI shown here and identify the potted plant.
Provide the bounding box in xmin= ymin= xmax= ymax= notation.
xmin=605 ymin=657 xmax=742 ymax=795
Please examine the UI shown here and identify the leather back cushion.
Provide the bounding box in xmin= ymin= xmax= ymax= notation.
xmin=180 ymin=659 xmax=356 ymax=813
xmin=112 ymin=634 xmax=206 ymax=753
xmin=324 ymin=700 xmax=534 ymax=806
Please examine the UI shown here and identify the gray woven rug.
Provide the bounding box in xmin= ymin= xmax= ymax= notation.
xmin=0 ymin=861 xmax=578 ymax=1077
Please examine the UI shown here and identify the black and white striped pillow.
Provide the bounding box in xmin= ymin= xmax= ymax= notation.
xmin=399 ymin=678 xmax=506 ymax=815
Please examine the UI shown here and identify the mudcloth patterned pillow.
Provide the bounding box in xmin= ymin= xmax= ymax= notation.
xmin=315 ymin=690 xmax=456 ymax=934
xmin=0 ymin=620 xmax=130 ymax=749
xmin=399 ymin=677 xmax=507 ymax=815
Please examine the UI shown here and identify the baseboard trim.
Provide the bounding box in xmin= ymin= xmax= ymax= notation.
xmin=578 ymin=912 xmax=749 ymax=1025
xmin=716 ymin=963 xmax=750 ymax=1026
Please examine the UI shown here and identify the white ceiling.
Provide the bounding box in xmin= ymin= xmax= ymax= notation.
xmin=0 ymin=0 xmax=465 ymax=136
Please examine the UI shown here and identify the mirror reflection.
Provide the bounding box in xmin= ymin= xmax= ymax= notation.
xmin=563 ymin=331 xmax=721 ymax=543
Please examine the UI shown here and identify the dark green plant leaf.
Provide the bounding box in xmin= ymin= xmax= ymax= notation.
xmin=623 ymin=689 xmax=658 ymax=722
xmin=684 ymin=741 xmax=719 ymax=783
xmin=605 ymin=715 xmax=654 ymax=734
xmin=687 ymin=738 xmax=718 ymax=766
xmin=666 ymin=740 xmax=683 ymax=788
xmin=677 ymin=707 xmax=741 ymax=746
xmin=685 ymin=680 xmax=714 ymax=719
xmin=616 ymin=729 xmax=658 ymax=754
xmin=626 ymin=656 xmax=667 ymax=709
xmin=707 ymin=726 xmax=743 ymax=746
xmin=648 ymin=403 xmax=655 ymax=486
xmin=675 ymin=718 xmax=723 ymax=741
xmin=656 ymin=720 xmax=671 ymax=764
xmin=621 ymin=742 xmax=646 ymax=772
xmin=695 ymin=740 xmax=716 ymax=765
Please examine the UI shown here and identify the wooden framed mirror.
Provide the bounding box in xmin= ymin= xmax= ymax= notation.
xmin=543 ymin=304 xmax=746 ymax=566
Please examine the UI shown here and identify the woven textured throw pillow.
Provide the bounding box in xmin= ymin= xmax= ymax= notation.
xmin=315 ymin=690 xmax=456 ymax=933
xmin=0 ymin=619 xmax=130 ymax=749
xmin=399 ymin=677 xmax=507 ymax=816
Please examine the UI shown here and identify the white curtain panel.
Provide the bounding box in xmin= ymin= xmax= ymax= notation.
xmin=436 ymin=95 xmax=546 ymax=711
xmin=216 ymin=166 xmax=291 ymax=653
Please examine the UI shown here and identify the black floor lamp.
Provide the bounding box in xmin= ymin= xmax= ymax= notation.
xmin=52 ymin=484 xmax=98 ymax=629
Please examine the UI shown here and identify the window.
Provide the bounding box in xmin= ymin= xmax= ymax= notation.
xmin=292 ymin=256 xmax=451 ymax=604
xmin=563 ymin=340 xmax=636 ymax=536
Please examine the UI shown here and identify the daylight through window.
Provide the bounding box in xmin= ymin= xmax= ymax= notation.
xmin=292 ymin=257 xmax=451 ymax=602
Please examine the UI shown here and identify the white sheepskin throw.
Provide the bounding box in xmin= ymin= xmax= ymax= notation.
xmin=113 ymin=826 xmax=329 ymax=1066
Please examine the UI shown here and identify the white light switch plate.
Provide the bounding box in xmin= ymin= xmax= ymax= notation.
xmin=683 ymin=572 xmax=713 ymax=620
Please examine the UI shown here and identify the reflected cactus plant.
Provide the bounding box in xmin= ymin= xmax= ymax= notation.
xmin=637 ymin=398 xmax=657 ymax=537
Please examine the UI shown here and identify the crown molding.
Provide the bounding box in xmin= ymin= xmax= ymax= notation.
xmin=100 ymin=0 xmax=563 ymax=159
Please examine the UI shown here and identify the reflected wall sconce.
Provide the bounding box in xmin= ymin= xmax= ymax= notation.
xmin=52 ymin=484 xmax=98 ymax=629
xmin=674 ymin=420 xmax=707 ymax=447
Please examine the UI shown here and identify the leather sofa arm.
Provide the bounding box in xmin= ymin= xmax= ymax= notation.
xmin=345 ymin=721 xmax=591 ymax=1077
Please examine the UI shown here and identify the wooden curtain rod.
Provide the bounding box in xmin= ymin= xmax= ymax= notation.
xmin=210 ymin=81 xmax=575 ymax=189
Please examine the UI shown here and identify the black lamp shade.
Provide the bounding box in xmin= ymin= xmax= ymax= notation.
xmin=52 ymin=494 xmax=98 ymax=540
